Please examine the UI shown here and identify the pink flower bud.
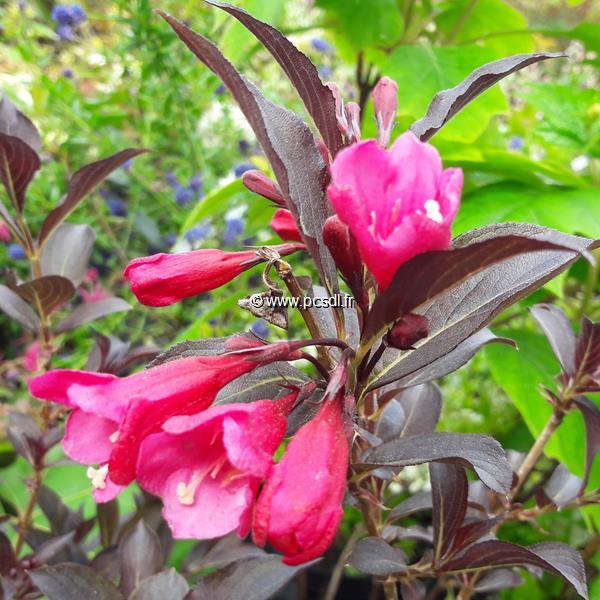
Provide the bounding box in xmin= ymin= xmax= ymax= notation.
xmin=325 ymin=82 xmax=348 ymax=136
xmin=271 ymin=208 xmax=302 ymax=242
xmin=387 ymin=313 xmax=429 ymax=349
xmin=323 ymin=215 xmax=362 ymax=292
xmin=0 ymin=220 xmax=11 ymax=243
xmin=372 ymin=76 xmax=398 ymax=148
xmin=242 ymin=170 xmax=286 ymax=206
xmin=345 ymin=102 xmax=361 ymax=143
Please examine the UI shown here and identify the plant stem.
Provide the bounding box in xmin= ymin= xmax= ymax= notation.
xmin=324 ymin=525 xmax=364 ymax=600
xmin=445 ymin=0 xmax=478 ymax=44
xmin=509 ymin=409 xmax=564 ymax=501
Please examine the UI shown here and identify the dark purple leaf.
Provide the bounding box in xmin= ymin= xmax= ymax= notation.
xmin=575 ymin=317 xmax=600 ymax=383
xmin=0 ymin=95 xmax=42 ymax=151
xmin=185 ymin=534 xmax=266 ymax=572
xmin=362 ymin=432 xmax=512 ymax=494
xmin=451 ymin=516 xmax=504 ymax=552
xmin=474 ymin=569 xmax=524 ymax=593
xmin=375 ymin=398 xmax=405 ymax=442
xmin=40 ymin=223 xmax=96 ymax=287
xmin=56 ymin=297 xmax=132 ymax=333
xmin=38 ymin=148 xmax=147 ymax=244
xmin=365 ymin=224 xmax=598 ymax=391
xmin=7 ymin=412 xmax=42 ymax=465
xmin=400 ymin=579 xmax=426 ymax=600
xmin=149 ymin=335 xmax=246 ymax=366
xmin=85 ymin=331 xmax=130 ymax=372
xmin=205 ymin=1 xmax=344 ymax=156
xmin=157 ymin=12 xmax=337 ymax=292
xmin=89 ymin=548 xmax=121 ymax=584
xmin=129 ymin=568 xmax=189 ymax=600
xmin=29 ymin=563 xmax=122 ymax=600
xmin=16 ymin=275 xmax=75 ymax=315
xmin=530 ymin=304 xmax=576 ymax=376
xmin=0 ymin=197 xmax=24 ymax=242
xmin=573 ymin=396 xmax=600 ymax=491
xmin=389 ymin=490 xmax=432 ymax=521
xmin=186 ymin=556 xmax=314 ymax=600
xmin=411 ymin=53 xmax=565 ymax=142
xmin=397 ymin=383 xmax=443 ymax=437
xmin=0 ymin=133 xmax=40 ymax=211
xmin=37 ymin=486 xmax=77 ymax=535
xmin=543 ymin=464 xmax=582 ymax=508
xmin=0 ymin=531 xmax=17 ymax=576
xmin=349 ymin=537 xmax=408 ymax=577
xmin=430 ymin=463 xmax=468 ymax=563
xmin=97 ymin=500 xmax=119 ymax=549
xmin=385 ymin=525 xmax=433 ymax=544
xmin=0 ymin=284 xmax=40 ymax=331
xmin=441 ymin=540 xmax=588 ymax=599
xmin=119 ymin=520 xmax=162 ymax=597
xmin=364 ymin=224 xmax=597 ymax=346
xmin=32 ymin=532 xmax=76 ymax=567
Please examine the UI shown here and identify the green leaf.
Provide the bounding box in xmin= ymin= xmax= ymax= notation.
xmin=376 ymin=44 xmax=507 ymax=142
xmin=316 ymin=0 xmax=404 ymax=52
xmin=454 ymin=183 xmax=600 ymax=239
xmin=485 ymin=329 xmax=600 ymax=488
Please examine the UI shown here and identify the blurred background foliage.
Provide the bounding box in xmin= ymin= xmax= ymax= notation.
xmin=0 ymin=0 xmax=599 ymax=597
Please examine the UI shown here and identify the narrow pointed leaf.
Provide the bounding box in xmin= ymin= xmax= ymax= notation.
xmin=205 ymin=1 xmax=344 ymax=156
xmin=441 ymin=540 xmax=588 ymax=599
xmin=573 ymin=397 xmax=600 ymax=491
xmin=157 ymin=11 xmax=337 ymax=291
xmin=474 ymin=569 xmax=524 ymax=593
xmin=39 ymin=148 xmax=147 ymax=244
xmin=129 ymin=568 xmax=189 ymax=600
xmin=411 ymin=52 xmax=565 ymax=142
xmin=430 ymin=463 xmax=468 ymax=563
xmin=56 ymin=297 xmax=132 ymax=333
xmin=119 ymin=521 xmax=162 ymax=597
xmin=398 ymin=383 xmax=443 ymax=437
xmin=575 ymin=317 xmax=600 ymax=383
xmin=362 ymin=432 xmax=512 ymax=493
xmin=389 ymin=490 xmax=432 ymax=521
xmin=349 ymin=537 xmax=408 ymax=577
xmin=0 ymin=284 xmax=40 ymax=331
xmin=16 ymin=276 xmax=75 ymax=315
xmin=0 ymin=133 xmax=41 ymax=211
xmin=0 ymin=96 xmax=42 ymax=151
xmin=531 ymin=304 xmax=576 ymax=375
xmin=544 ymin=464 xmax=582 ymax=507
xmin=365 ymin=224 xmax=598 ymax=391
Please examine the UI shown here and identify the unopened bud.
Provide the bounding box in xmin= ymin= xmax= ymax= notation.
xmin=326 ymin=82 xmax=348 ymax=136
xmin=372 ymin=76 xmax=398 ymax=148
xmin=323 ymin=215 xmax=362 ymax=288
xmin=387 ymin=314 xmax=428 ymax=350
xmin=242 ymin=170 xmax=286 ymax=206
xmin=345 ymin=102 xmax=361 ymax=143
xmin=271 ymin=208 xmax=302 ymax=242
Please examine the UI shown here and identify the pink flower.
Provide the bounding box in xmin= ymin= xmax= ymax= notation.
xmin=0 ymin=220 xmax=11 ymax=243
xmin=372 ymin=76 xmax=398 ymax=148
xmin=28 ymin=353 xmax=263 ymax=491
xmin=270 ymin=209 xmax=302 ymax=242
xmin=137 ymin=392 xmax=297 ymax=540
xmin=327 ymin=132 xmax=463 ymax=290
xmin=252 ymin=393 xmax=349 ymax=565
xmin=23 ymin=342 xmax=42 ymax=372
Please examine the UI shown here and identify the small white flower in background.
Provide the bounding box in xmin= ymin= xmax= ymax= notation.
xmin=571 ymin=155 xmax=589 ymax=173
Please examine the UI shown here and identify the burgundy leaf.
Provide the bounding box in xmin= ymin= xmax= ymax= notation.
xmin=370 ymin=329 xmax=514 ymax=391
xmin=16 ymin=275 xmax=76 ymax=315
xmin=38 ymin=148 xmax=147 ymax=244
xmin=397 ymin=383 xmax=443 ymax=437
xmin=573 ymin=396 xmax=600 ymax=491
xmin=40 ymin=223 xmax=96 ymax=287
xmin=349 ymin=537 xmax=408 ymax=577
xmin=575 ymin=317 xmax=600 ymax=384
xmin=119 ymin=521 xmax=163 ymax=597
xmin=375 ymin=398 xmax=405 ymax=442
xmin=186 ymin=555 xmax=314 ymax=600
xmin=32 ymin=532 xmax=76 ymax=567
xmin=474 ymin=569 xmax=524 ymax=593
xmin=157 ymin=12 xmax=337 ymax=292
xmin=441 ymin=540 xmax=588 ymax=599
xmin=129 ymin=568 xmax=189 ymax=600
xmin=0 ymin=95 xmax=42 ymax=151
xmin=531 ymin=304 xmax=576 ymax=376
xmin=400 ymin=580 xmax=426 ymax=600
xmin=56 ymin=297 xmax=132 ymax=333
xmin=451 ymin=516 xmax=504 ymax=552
xmin=97 ymin=501 xmax=119 ymax=549
xmin=205 ymin=1 xmax=344 ymax=156
xmin=361 ymin=432 xmax=512 ymax=494
xmin=29 ymin=563 xmax=122 ymax=600
xmin=543 ymin=464 xmax=582 ymax=508
xmin=364 ymin=224 xmax=597 ymax=345
xmin=430 ymin=463 xmax=468 ymax=564
xmin=0 ymin=284 xmax=41 ymax=331
xmin=7 ymin=412 xmax=42 ymax=465
xmin=0 ymin=197 xmax=25 ymax=242
xmin=0 ymin=531 xmax=17 ymax=576
xmin=185 ymin=534 xmax=265 ymax=572
xmin=0 ymin=132 xmax=41 ymax=211
xmin=411 ymin=53 xmax=565 ymax=142
xmin=389 ymin=490 xmax=432 ymax=521
xmin=365 ymin=224 xmax=598 ymax=391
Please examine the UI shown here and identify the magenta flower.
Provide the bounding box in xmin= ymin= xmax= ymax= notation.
xmin=327 ymin=131 xmax=463 ymax=290
xmin=270 ymin=209 xmax=302 ymax=242
xmin=137 ymin=392 xmax=297 ymax=539
xmin=252 ymin=393 xmax=349 ymax=565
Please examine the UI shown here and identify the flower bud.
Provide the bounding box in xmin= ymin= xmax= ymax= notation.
xmin=325 ymin=82 xmax=348 ymax=136
xmin=387 ymin=313 xmax=429 ymax=350
xmin=242 ymin=170 xmax=286 ymax=206
xmin=271 ymin=208 xmax=302 ymax=242
xmin=372 ymin=76 xmax=398 ymax=148
xmin=345 ymin=102 xmax=361 ymax=143
xmin=323 ymin=216 xmax=363 ymax=293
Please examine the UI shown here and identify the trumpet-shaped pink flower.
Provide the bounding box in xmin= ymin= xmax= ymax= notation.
xmin=137 ymin=392 xmax=297 ymax=540
xmin=253 ymin=394 xmax=349 ymax=565
xmin=28 ymin=352 xmax=270 ymax=490
xmin=327 ymin=132 xmax=463 ymax=290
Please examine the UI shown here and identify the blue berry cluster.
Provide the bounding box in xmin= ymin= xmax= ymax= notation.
xmin=51 ymin=4 xmax=86 ymax=41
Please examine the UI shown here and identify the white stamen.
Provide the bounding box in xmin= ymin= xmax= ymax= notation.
xmin=109 ymin=430 xmax=119 ymax=443
xmin=176 ymin=481 xmax=196 ymax=505
xmin=424 ymin=199 xmax=443 ymax=224
xmin=87 ymin=464 xmax=109 ymax=490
